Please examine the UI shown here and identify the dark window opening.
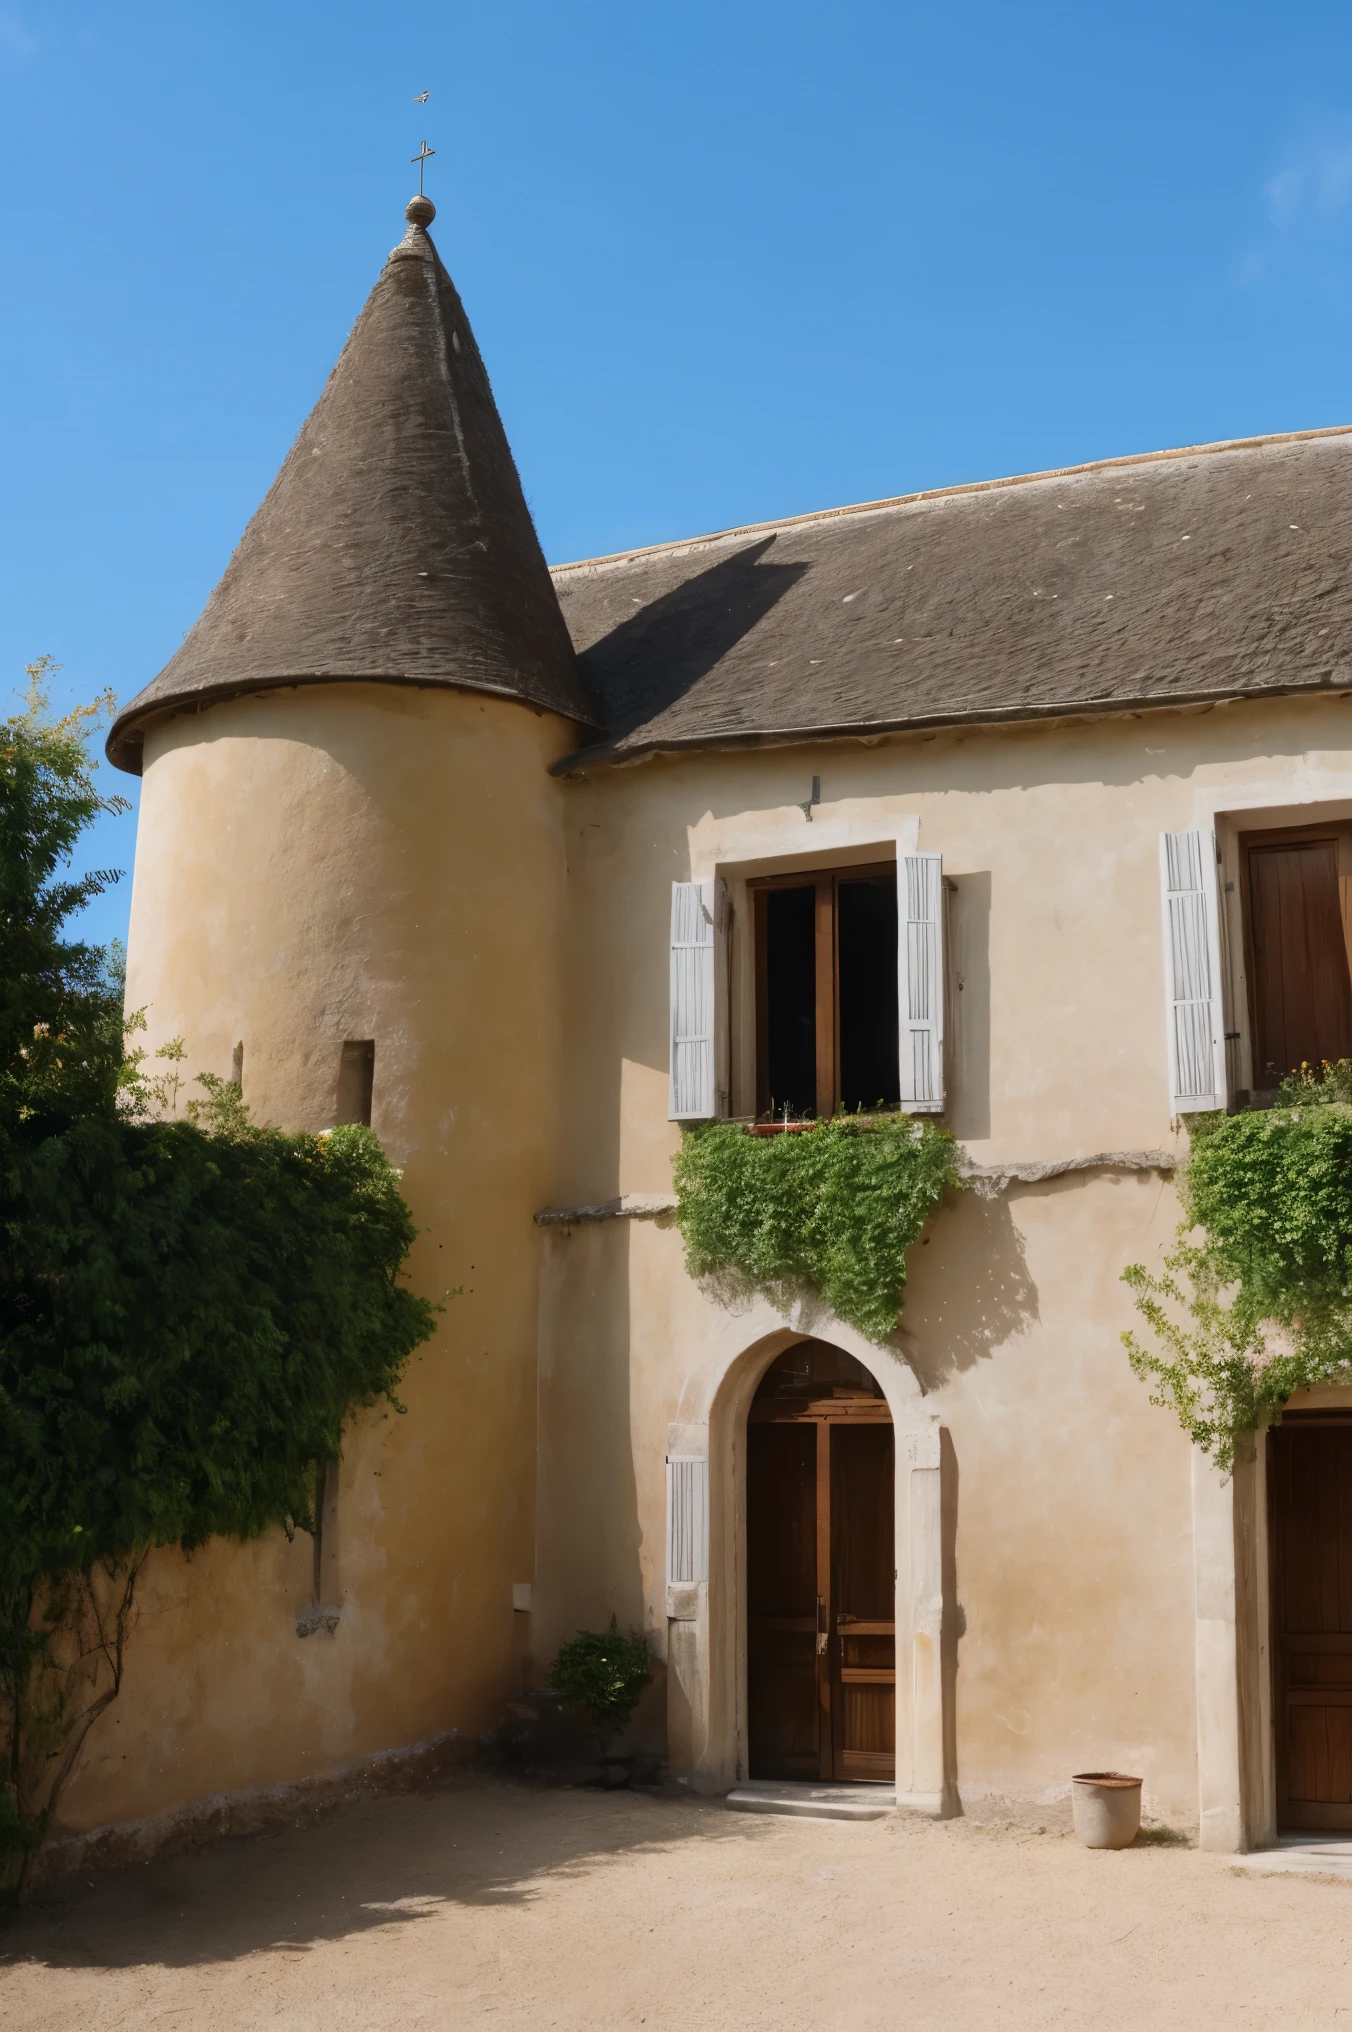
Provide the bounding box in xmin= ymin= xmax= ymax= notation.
xmin=838 ymin=877 xmax=900 ymax=1112
xmin=1242 ymin=828 xmax=1352 ymax=1091
xmin=336 ymin=1039 xmax=375 ymax=1127
xmin=755 ymin=1339 xmax=886 ymax=1402
xmin=312 ymin=1458 xmax=340 ymax=1604
xmin=753 ymin=864 xmax=900 ymax=1120
xmin=763 ymin=886 xmax=817 ymax=1118
xmin=230 ymin=1040 xmax=244 ymax=1089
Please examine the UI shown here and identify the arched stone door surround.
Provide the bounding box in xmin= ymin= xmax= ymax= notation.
xmin=663 ymin=1302 xmax=953 ymax=1812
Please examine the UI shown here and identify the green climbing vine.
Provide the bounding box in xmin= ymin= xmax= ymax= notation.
xmin=672 ymin=1117 xmax=960 ymax=1342
xmin=1124 ymin=1063 xmax=1352 ymax=1470
xmin=0 ymin=667 xmax=437 ymax=1906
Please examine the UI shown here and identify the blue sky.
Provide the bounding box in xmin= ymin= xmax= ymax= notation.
xmin=6 ymin=1 xmax=1352 ymax=947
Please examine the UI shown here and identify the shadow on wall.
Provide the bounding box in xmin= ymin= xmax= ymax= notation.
xmin=946 ymin=872 xmax=990 ymax=1143
xmin=897 ymin=1188 xmax=1039 ymax=1391
xmin=534 ymin=1220 xmax=666 ymax=1751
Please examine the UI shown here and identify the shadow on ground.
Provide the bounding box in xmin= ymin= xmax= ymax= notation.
xmin=3 ymin=1778 xmax=760 ymax=1972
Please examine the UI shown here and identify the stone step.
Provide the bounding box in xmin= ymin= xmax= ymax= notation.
xmin=1230 ymin=1837 xmax=1352 ymax=1882
xmin=726 ymin=1781 xmax=895 ymax=1822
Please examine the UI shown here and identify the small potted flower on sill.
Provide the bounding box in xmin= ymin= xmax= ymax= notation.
xmin=546 ymin=1623 xmax=655 ymax=1787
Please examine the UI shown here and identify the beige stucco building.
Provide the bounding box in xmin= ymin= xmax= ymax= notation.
xmin=64 ymin=192 xmax=1352 ymax=1857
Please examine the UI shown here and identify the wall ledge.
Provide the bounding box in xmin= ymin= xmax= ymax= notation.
xmin=536 ymin=1151 xmax=1176 ymax=1225
xmin=959 ymin=1148 xmax=1176 ymax=1198
xmin=536 ymin=1193 xmax=679 ymax=1226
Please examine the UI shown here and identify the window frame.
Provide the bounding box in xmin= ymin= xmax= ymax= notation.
xmin=748 ymin=859 xmax=897 ymax=1121
xmin=1237 ymin=818 xmax=1352 ymax=1093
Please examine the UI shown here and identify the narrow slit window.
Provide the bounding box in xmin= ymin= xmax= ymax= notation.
xmin=313 ymin=1459 xmax=340 ymax=1607
xmin=336 ymin=1039 xmax=375 ymax=1127
xmin=230 ymin=1040 xmax=244 ymax=1089
xmin=297 ymin=1459 xmax=342 ymax=1636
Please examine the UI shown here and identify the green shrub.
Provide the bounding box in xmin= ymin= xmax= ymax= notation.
xmin=672 ymin=1117 xmax=959 ymax=1342
xmin=546 ymin=1628 xmax=652 ymax=1740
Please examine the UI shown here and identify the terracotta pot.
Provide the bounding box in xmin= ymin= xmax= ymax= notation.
xmin=746 ymin=1121 xmax=816 ymax=1136
xmin=1071 ymin=1771 xmax=1142 ymax=1849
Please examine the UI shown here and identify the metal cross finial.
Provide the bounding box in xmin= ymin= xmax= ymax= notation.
xmin=411 ymin=139 xmax=436 ymax=195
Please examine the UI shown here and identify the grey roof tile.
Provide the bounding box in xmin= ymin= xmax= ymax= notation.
xmin=551 ymin=429 xmax=1352 ymax=770
xmin=108 ymin=205 xmax=596 ymax=772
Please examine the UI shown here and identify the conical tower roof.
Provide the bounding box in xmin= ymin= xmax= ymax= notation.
xmin=108 ymin=197 xmax=596 ymax=772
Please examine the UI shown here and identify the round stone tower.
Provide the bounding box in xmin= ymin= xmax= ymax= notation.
xmin=106 ymin=196 xmax=597 ymax=1771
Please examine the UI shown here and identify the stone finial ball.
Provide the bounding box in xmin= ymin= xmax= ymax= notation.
xmin=405 ymin=194 xmax=437 ymax=227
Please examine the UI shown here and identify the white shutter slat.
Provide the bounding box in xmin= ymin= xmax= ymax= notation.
xmin=669 ymin=880 xmax=724 ymax=1120
xmin=666 ymin=1457 xmax=709 ymax=1585
xmin=1161 ymin=829 xmax=1226 ymax=1113
xmin=898 ymin=852 xmax=945 ymax=1114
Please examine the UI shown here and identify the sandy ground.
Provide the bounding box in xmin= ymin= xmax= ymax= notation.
xmin=3 ymin=1779 xmax=1352 ymax=2030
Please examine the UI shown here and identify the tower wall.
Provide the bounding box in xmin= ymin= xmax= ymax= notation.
xmin=59 ymin=680 xmax=574 ymax=1831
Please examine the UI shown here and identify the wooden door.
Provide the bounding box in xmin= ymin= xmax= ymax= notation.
xmin=747 ymin=1422 xmax=821 ymax=1779
xmin=1247 ymin=839 xmax=1352 ymax=1085
xmin=1272 ymin=1422 xmax=1352 ymax=1831
xmin=831 ymin=1423 xmax=896 ymax=1780
xmin=747 ymin=1360 xmax=895 ymax=1785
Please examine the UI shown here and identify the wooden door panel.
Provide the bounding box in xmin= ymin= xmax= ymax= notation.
xmin=748 ymin=1629 xmax=821 ymax=1778
xmin=1288 ymin=1704 xmax=1352 ymax=1806
xmin=831 ymin=1424 xmax=895 ymax=1784
xmin=838 ymin=1682 xmax=895 ymax=1780
xmin=747 ymin=1423 xmax=821 ymax=1779
xmin=1248 ymin=841 xmax=1352 ymax=1084
xmin=1273 ymin=1425 xmax=1352 ymax=1830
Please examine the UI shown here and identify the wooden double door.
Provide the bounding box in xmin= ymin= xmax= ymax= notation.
xmin=1273 ymin=1420 xmax=1352 ymax=1830
xmin=747 ymin=1376 xmax=895 ymax=1783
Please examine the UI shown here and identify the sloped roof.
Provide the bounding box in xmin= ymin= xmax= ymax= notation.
xmin=551 ymin=427 xmax=1352 ymax=772
xmin=107 ymin=200 xmax=595 ymax=772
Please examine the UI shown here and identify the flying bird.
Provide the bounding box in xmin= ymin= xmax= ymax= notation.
xmin=414 ymin=91 xmax=429 ymax=103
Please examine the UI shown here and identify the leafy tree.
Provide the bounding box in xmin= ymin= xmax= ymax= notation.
xmin=0 ymin=660 xmax=129 ymax=1148
xmin=0 ymin=667 xmax=437 ymax=1904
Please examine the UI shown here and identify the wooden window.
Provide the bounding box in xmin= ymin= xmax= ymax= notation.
xmin=751 ymin=863 xmax=902 ymax=1120
xmin=1240 ymin=825 xmax=1352 ymax=1091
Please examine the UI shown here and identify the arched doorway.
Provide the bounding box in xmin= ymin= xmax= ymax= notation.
xmin=746 ymin=1339 xmax=895 ymax=1783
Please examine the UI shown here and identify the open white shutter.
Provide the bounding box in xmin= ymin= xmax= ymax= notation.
xmin=1161 ymin=830 xmax=1226 ymax=1113
xmin=898 ymin=853 xmax=945 ymax=1114
xmin=669 ymin=880 xmax=727 ymax=1120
